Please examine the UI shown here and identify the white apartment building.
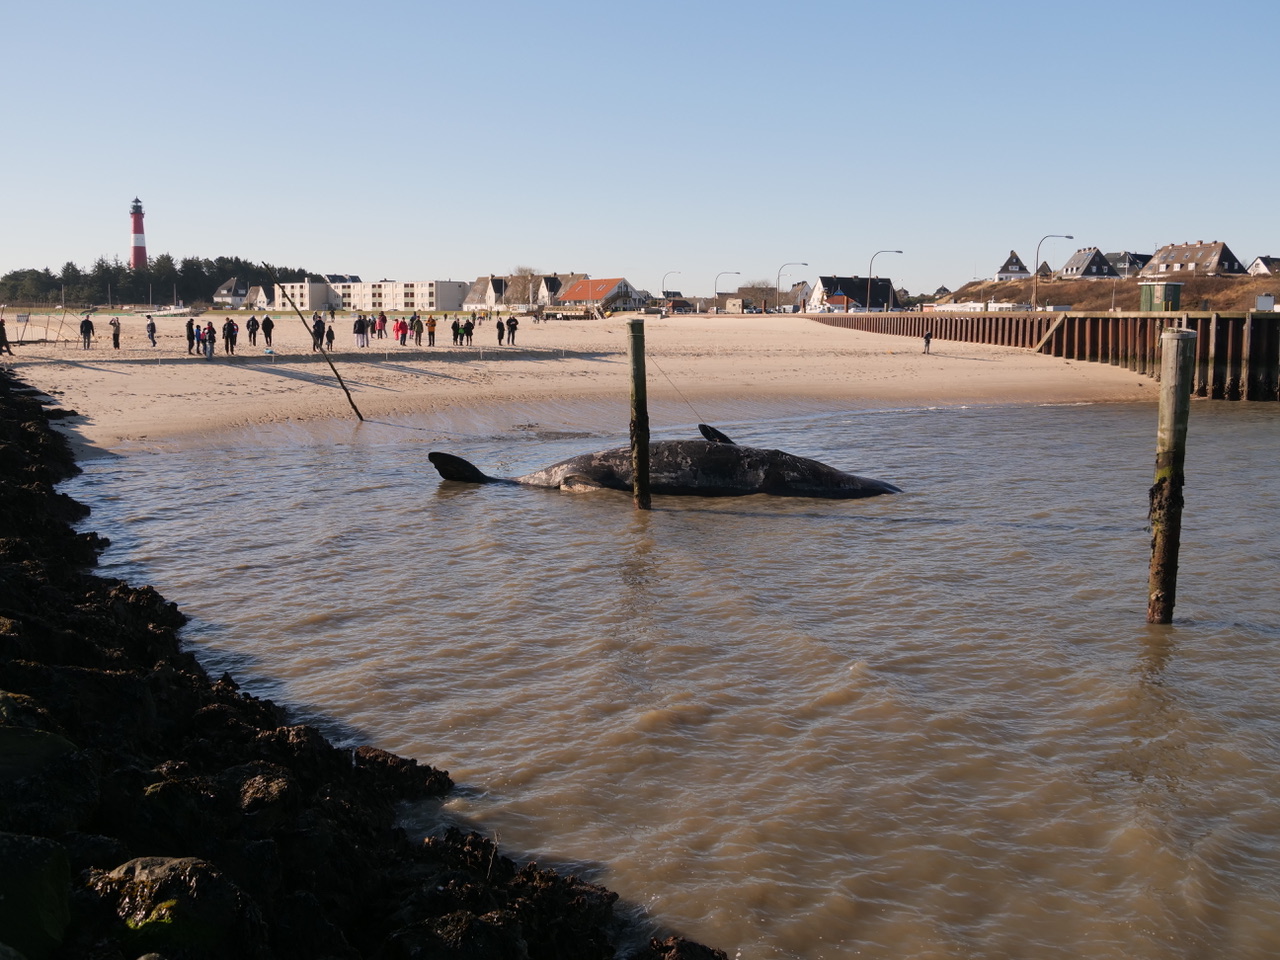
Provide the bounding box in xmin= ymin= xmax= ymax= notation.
xmin=272 ymin=277 xmax=469 ymax=313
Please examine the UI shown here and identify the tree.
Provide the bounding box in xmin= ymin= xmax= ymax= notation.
xmin=735 ymin=278 xmax=777 ymax=310
xmin=504 ymin=266 xmax=542 ymax=308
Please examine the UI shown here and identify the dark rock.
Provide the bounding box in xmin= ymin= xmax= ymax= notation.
xmin=0 ymin=831 xmax=70 ymax=960
xmin=642 ymin=936 xmax=731 ymax=960
xmin=87 ymin=856 xmax=271 ymax=960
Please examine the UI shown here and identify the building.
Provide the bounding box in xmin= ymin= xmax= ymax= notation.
xmin=806 ymin=276 xmax=901 ymax=312
xmin=1247 ymin=256 xmax=1280 ymax=276
xmin=244 ymin=285 xmax=275 ymax=310
xmin=213 ymin=277 xmax=250 ymax=308
xmin=273 ymin=278 xmax=338 ymax=312
xmin=129 ymin=198 xmax=146 ymax=270
xmin=1105 ymin=251 xmax=1152 ymax=277
xmin=557 ymin=277 xmax=646 ymax=312
xmin=273 ymin=277 xmax=468 ymax=313
xmin=535 ymin=273 xmax=587 ymax=306
xmin=996 ymin=251 xmax=1031 ymax=281
xmin=1140 ymin=241 xmax=1247 ymax=277
xmin=462 ymin=275 xmax=506 ymax=312
xmin=1059 ymin=247 xmax=1120 ymax=279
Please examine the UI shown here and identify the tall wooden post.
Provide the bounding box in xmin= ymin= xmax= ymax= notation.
xmin=1147 ymin=328 xmax=1196 ymax=624
xmin=628 ymin=318 xmax=651 ymax=510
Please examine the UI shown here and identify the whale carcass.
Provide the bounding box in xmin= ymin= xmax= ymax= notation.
xmin=427 ymin=425 xmax=900 ymax=499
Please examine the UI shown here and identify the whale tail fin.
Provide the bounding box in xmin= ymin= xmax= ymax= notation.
xmin=428 ymin=451 xmax=496 ymax=484
xmin=698 ymin=424 xmax=736 ymax=444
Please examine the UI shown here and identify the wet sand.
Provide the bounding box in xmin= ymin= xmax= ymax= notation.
xmin=5 ymin=312 xmax=1155 ymax=455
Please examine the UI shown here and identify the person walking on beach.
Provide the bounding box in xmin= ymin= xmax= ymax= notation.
xmin=426 ymin=315 xmax=437 ymax=346
xmin=325 ymin=324 xmax=335 ymax=351
xmin=450 ymin=317 xmax=461 ymax=345
xmin=222 ymin=318 xmax=239 ymax=355
xmin=462 ymin=318 xmax=474 ymax=345
xmin=394 ymin=317 xmax=409 ymax=346
xmin=496 ymin=318 xmax=505 ymax=345
xmin=246 ymin=315 xmax=259 ymax=346
xmin=375 ymin=312 xmax=387 ymax=339
xmin=353 ymin=315 xmax=368 ymax=348
xmin=261 ymin=315 xmax=274 ymax=346
xmin=109 ymin=317 xmax=121 ymax=349
xmin=311 ymin=315 xmax=325 ymax=352
xmin=411 ymin=315 xmax=424 ymax=346
xmin=506 ymin=315 xmax=518 ymax=345
xmin=145 ymin=315 xmax=157 ymax=347
xmin=203 ymin=322 xmax=216 ymax=359
xmin=79 ymin=316 xmax=95 ymax=349
xmin=0 ymin=317 xmax=14 ymax=356
xmin=185 ymin=318 xmax=196 ymax=354
xmin=923 ymin=330 xmax=932 ymax=355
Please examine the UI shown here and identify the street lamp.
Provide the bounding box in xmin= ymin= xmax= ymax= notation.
xmin=661 ymin=271 xmax=680 ymax=305
xmin=867 ymin=250 xmax=902 ymax=313
xmin=775 ymin=262 xmax=808 ymax=313
xmin=713 ymin=271 xmax=739 ymax=314
xmin=1032 ymin=234 xmax=1073 ymax=311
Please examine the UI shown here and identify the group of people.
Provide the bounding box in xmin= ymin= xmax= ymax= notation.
xmin=447 ymin=314 xmax=519 ymax=346
xmin=352 ymin=312 xmax=445 ymax=348
xmin=56 ymin=310 xmax=529 ymax=356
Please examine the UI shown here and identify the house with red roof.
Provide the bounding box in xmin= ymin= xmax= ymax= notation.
xmin=556 ymin=277 xmax=646 ymax=312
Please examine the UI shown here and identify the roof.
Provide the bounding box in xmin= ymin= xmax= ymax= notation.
xmin=1104 ymin=252 xmax=1152 ymax=276
xmin=814 ymin=276 xmax=900 ymax=309
xmin=1140 ymin=241 xmax=1247 ymax=277
xmin=214 ymin=277 xmax=249 ymax=297
xmin=559 ymin=278 xmax=626 ymax=302
xmin=997 ymin=251 xmax=1031 ymax=278
xmin=1059 ymin=247 xmax=1120 ymax=279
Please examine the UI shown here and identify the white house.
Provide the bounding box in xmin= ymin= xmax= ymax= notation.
xmin=996 ymin=251 xmax=1031 ymax=281
xmin=213 ymin=277 xmax=250 ymax=308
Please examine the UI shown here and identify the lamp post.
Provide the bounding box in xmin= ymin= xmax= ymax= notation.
xmin=1032 ymin=234 xmax=1072 ymax=311
xmin=775 ymin=262 xmax=807 ymax=313
xmin=867 ymin=250 xmax=902 ymax=313
xmin=713 ymin=271 xmax=739 ymax=314
xmin=661 ymin=271 xmax=680 ymax=307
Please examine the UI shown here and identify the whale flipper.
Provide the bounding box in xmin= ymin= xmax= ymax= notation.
xmin=428 ymin=451 xmax=497 ymax=484
xmin=698 ymin=424 xmax=736 ymax=444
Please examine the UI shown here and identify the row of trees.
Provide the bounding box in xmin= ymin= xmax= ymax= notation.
xmin=0 ymin=255 xmax=309 ymax=308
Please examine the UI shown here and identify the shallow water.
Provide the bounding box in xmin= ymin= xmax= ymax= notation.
xmin=69 ymin=400 xmax=1280 ymax=958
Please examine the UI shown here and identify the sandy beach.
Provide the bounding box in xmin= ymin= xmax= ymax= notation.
xmin=4 ymin=312 xmax=1156 ymax=455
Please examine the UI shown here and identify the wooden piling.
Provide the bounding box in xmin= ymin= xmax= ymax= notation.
xmin=1146 ymin=328 xmax=1196 ymax=624
xmin=628 ymin=318 xmax=651 ymax=510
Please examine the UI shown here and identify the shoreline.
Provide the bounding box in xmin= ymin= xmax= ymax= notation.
xmin=0 ymin=369 xmax=724 ymax=958
xmin=4 ymin=314 xmax=1157 ymax=457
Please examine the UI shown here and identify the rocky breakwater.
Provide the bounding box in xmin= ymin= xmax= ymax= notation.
xmin=0 ymin=370 xmax=725 ymax=960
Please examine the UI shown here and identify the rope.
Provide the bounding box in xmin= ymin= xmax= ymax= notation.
xmin=647 ymin=352 xmax=705 ymax=425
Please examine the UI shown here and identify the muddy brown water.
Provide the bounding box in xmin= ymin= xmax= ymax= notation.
xmin=68 ymin=400 xmax=1280 ymax=958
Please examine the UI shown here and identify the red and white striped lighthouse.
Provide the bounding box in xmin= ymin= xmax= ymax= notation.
xmin=129 ymin=197 xmax=147 ymax=269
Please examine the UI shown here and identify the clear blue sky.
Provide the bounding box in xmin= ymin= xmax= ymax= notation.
xmin=5 ymin=0 xmax=1277 ymax=297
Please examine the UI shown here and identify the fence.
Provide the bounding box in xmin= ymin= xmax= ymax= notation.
xmin=807 ymin=311 xmax=1280 ymax=401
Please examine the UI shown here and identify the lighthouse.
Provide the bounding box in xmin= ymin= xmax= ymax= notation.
xmin=129 ymin=198 xmax=147 ymax=269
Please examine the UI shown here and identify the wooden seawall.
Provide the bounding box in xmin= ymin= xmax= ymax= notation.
xmin=808 ymin=311 xmax=1280 ymax=401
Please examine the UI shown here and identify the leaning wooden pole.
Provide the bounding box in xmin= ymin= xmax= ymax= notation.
xmin=264 ymin=265 xmax=363 ymax=422
xmin=628 ymin=317 xmax=651 ymax=510
xmin=1146 ymin=328 xmax=1196 ymax=623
